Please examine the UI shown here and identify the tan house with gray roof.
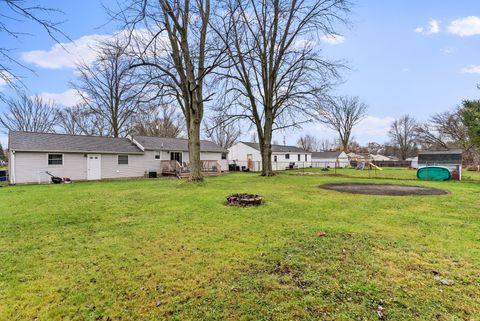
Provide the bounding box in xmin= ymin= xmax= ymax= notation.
xmin=8 ymin=131 xmax=228 ymax=184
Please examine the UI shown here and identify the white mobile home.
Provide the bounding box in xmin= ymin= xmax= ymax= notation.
xmin=311 ymin=151 xmax=350 ymax=168
xmin=8 ymin=131 xmax=228 ymax=184
xmin=228 ymin=141 xmax=311 ymax=171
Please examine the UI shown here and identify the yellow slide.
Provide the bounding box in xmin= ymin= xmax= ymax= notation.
xmin=369 ymin=162 xmax=383 ymax=171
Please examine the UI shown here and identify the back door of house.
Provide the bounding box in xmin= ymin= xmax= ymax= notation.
xmin=170 ymin=152 xmax=182 ymax=164
xmin=87 ymin=154 xmax=101 ymax=180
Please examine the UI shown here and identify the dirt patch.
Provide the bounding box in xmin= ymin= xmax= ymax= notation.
xmin=320 ymin=183 xmax=449 ymax=196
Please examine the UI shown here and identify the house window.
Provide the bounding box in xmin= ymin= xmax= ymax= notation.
xmin=285 ymin=154 xmax=290 ymax=160
xmin=118 ymin=155 xmax=129 ymax=165
xmin=221 ymin=153 xmax=227 ymax=160
xmin=154 ymin=151 xmax=161 ymax=159
xmin=48 ymin=154 xmax=63 ymax=165
xmin=274 ymin=155 xmax=277 ymax=162
xmin=298 ymin=154 xmax=301 ymax=161
xmin=305 ymin=154 xmax=307 ymax=161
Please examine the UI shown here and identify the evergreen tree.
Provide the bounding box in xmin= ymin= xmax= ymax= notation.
xmin=0 ymin=142 xmax=5 ymax=161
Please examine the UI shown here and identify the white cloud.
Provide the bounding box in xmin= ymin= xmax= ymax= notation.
xmin=414 ymin=19 xmax=441 ymax=35
xmin=414 ymin=27 xmax=425 ymax=33
xmin=21 ymin=34 xmax=111 ymax=69
xmin=37 ymin=89 xmax=83 ymax=106
xmin=294 ymin=39 xmax=316 ymax=49
xmin=21 ymin=29 xmax=157 ymax=69
xmin=440 ymin=47 xmax=455 ymax=54
xmin=311 ymin=115 xmax=394 ymax=144
xmin=447 ymin=16 xmax=480 ymax=36
xmin=461 ymin=65 xmax=480 ymax=74
xmin=0 ymin=71 xmax=13 ymax=88
xmin=354 ymin=116 xmax=395 ymax=138
xmin=321 ymin=34 xmax=345 ymax=45
xmin=401 ymin=68 xmax=409 ymax=72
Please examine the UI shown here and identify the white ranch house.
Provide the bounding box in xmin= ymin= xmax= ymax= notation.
xmin=311 ymin=151 xmax=350 ymax=168
xmin=228 ymin=141 xmax=311 ymax=171
xmin=8 ymin=131 xmax=228 ymax=184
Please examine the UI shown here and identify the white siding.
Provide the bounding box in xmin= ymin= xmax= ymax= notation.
xmin=411 ymin=157 xmax=418 ymax=169
xmin=100 ymin=154 xmax=148 ymax=179
xmin=228 ymin=143 xmax=262 ymax=162
xmin=271 ymin=152 xmax=311 ymax=170
xmin=200 ymin=152 xmax=228 ymax=171
xmin=228 ymin=142 xmax=311 ymax=171
xmin=12 ymin=149 xmax=229 ymax=184
xmin=14 ymin=152 xmax=88 ymax=184
xmin=312 ymin=152 xmax=350 ymax=168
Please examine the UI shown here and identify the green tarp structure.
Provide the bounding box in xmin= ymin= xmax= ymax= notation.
xmin=417 ymin=166 xmax=451 ymax=181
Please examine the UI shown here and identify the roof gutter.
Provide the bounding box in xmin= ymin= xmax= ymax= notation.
xmin=11 ymin=149 xmax=144 ymax=155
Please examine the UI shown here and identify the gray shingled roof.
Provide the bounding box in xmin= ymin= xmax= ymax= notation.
xmin=241 ymin=141 xmax=309 ymax=153
xmin=133 ymin=136 xmax=227 ymax=153
xmin=418 ymin=149 xmax=463 ymax=155
xmin=311 ymin=151 xmax=344 ymax=159
xmin=418 ymin=149 xmax=463 ymax=164
xmin=9 ymin=131 xmax=143 ymax=154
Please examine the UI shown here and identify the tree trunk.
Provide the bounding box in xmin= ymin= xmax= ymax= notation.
xmin=259 ymin=119 xmax=274 ymax=176
xmin=187 ymin=113 xmax=203 ymax=182
xmin=260 ymin=142 xmax=274 ymax=176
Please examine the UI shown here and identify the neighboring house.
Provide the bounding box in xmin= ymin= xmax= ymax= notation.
xmin=311 ymin=151 xmax=349 ymax=168
xmin=8 ymin=131 xmax=228 ymax=184
xmin=228 ymin=142 xmax=311 ymax=171
xmin=347 ymin=152 xmax=370 ymax=162
xmin=370 ymin=154 xmax=391 ymax=161
xmin=407 ymin=156 xmax=418 ymax=169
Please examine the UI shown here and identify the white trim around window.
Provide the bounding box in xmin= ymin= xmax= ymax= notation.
xmin=47 ymin=153 xmax=64 ymax=166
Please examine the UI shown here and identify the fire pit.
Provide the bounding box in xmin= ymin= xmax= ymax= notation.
xmin=227 ymin=193 xmax=263 ymax=206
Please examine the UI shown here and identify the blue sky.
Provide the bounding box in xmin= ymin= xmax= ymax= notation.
xmin=1 ymin=0 xmax=479 ymax=147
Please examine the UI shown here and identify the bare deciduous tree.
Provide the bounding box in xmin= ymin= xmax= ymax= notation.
xmin=214 ymin=0 xmax=349 ymax=176
xmin=57 ymin=104 xmax=110 ymax=136
xmin=389 ymin=114 xmax=418 ymax=160
xmin=72 ymin=39 xmax=147 ymax=138
xmin=297 ymin=134 xmax=320 ymax=152
xmin=131 ymin=104 xmax=183 ymax=138
xmin=319 ymin=138 xmax=336 ymax=151
xmin=0 ymin=1 xmax=67 ymax=98
xmin=204 ymin=116 xmax=241 ymax=149
xmin=0 ymin=93 xmax=58 ymax=132
xmin=121 ymin=0 xmax=224 ymax=181
xmin=367 ymin=142 xmax=383 ymax=154
xmin=416 ymin=105 xmax=478 ymax=164
xmin=318 ymin=96 xmax=367 ymax=152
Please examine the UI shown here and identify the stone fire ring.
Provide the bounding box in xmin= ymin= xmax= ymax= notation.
xmin=320 ymin=183 xmax=449 ymax=196
xmin=227 ymin=193 xmax=263 ymax=206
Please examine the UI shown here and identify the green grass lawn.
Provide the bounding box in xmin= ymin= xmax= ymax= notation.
xmin=1 ymin=173 xmax=480 ymax=320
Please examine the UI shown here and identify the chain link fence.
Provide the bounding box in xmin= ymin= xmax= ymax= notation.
xmin=228 ymin=161 xmax=312 ymax=172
